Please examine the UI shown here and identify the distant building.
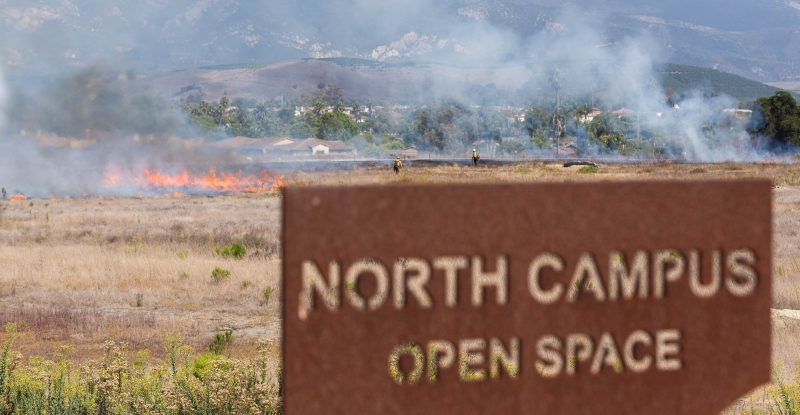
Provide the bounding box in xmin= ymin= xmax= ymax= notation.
xmin=612 ymin=108 xmax=636 ymax=117
xmin=208 ymin=136 xmax=259 ymax=150
xmin=279 ymin=137 xmax=355 ymax=155
xmin=723 ymin=108 xmax=753 ymax=118
xmin=208 ymin=136 xmax=297 ymax=157
xmin=504 ymin=111 xmax=526 ymax=123
xmin=580 ymin=108 xmax=604 ymax=123
xmin=387 ymin=145 xmax=420 ymax=159
xmin=248 ymin=137 xmax=296 ymax=154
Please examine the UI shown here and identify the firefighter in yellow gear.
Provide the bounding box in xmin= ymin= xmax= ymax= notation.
xmin=472 ymin=149 xmax=479 ymax=167
xmin=393 ymin=157 xmax=403 ymax=174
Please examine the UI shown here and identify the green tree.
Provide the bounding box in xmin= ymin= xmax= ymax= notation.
xmin=290 ymin=122 xmax=313 ymax=138
xmin=586 ymin=114 xmax=632 ymax=152
xmin=572 ymin=104 xmax=592 ymax=123
xmin=326 ymin=85 xmax=344 ymax=105
xmin=314 ymin=112 xmax=360 ymax=141
xmin=401 ymin=103 xmax=477 ymax=151
xmin=252 ymin=103 xmax=270 ymax=124
xmin=756 ymin=91 xmax=800 ymax=145
xmin=524 ymin=106 xmax=552 ymax=147
xmin=226 ymin=106 xmax=259 ymax=137
xmin=277 ymin=107 xmax=295 ymax=124
xmin=313 ymin=101 xmax=325 ymax=116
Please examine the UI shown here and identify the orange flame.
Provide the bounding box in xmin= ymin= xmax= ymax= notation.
xmin=10 ymin=195 xmax=27 ymax=202
xmin=102 ymin=165 xmax=283 ymax=195
xmin=271 ymin=176 xmax=286 ymax=192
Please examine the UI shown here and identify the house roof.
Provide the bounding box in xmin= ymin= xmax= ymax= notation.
xmin=208 ymin=136 xmax=300 ymax=151
xmin=612 ymin=108 xmax=635 ymax=115
xmin=280 ymin=137 xmax=353 ymax=152
xmin=246 ymin=137 xmax=295 ymax=149
xmin=208 ymin=136 xmax=259 ymax=149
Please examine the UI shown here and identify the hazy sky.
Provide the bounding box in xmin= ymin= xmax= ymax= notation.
xmin=1 ymin=0 xmax=799 ymax=79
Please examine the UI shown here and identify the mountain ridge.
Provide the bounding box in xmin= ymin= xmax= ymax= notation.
xmin=3 ymin=0 xmax=800 ymax=82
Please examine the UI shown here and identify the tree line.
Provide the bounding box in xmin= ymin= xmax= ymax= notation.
xmin=182 ymin=83 xmax=799 ymax=157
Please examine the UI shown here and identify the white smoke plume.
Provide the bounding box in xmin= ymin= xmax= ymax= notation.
xmin=0 ymin=1 xmax=787 ymax=198
xmin=362 ymin=4 xmax=770 ymax=162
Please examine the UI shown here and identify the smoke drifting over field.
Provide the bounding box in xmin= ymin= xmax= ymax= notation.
xmin=514 ymin=8 xmax=763 ymax=161
xmin=266 ymin=2 xmax=770 ymax=162
xmin=0 ymin=64 xmax=264 ymax=198
xmin=369 ymin=4 xmax=771 ymax=161
xmin=0 ymin=2 xmax=787 ymax=197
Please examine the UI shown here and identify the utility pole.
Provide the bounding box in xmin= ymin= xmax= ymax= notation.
xmin=554 ymin=89 xmax=560 ymax=158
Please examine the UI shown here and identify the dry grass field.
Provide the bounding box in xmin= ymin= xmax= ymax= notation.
xmin=3 ymin=160 xmax=800 ymax=412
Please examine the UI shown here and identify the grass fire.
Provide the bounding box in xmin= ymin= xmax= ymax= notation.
xmin=1 ymin=162 xmax=800 ymax=413
xmin=102 ymin=165 xmax=285 ymax=195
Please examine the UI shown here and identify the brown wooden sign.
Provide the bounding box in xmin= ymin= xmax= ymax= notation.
xmin=282 ymin=180 xmax=771 ymax=414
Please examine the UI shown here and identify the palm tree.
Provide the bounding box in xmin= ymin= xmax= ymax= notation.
xmin=200 ymin=101 xmax=211 ymax=115
xmin=352 ymin=102 xmax=362 ymax=122
xmin=253 ymin=103 xmax=270 ymax=123
xmin=572 ymin=104 xmax=591 ymax=124
xmin=335 ymin=102 xmax=345 ymax=113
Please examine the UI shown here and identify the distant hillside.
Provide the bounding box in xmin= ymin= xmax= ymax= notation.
xmin=657 ymin=63 xmax=779 ymax=103
xmin=145 ymin=59 xmax=533 ymax=104
xmin=768 ymin=81 xmax=800 ymax=95
xmin=145 ymin=59 xmax=781 ymax=105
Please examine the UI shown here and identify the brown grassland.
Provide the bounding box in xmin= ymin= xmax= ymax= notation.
xmin=3 ymin=160 xmax=800 ymax=413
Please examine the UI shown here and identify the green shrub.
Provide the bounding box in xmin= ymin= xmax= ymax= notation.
xmin=211 ymin=267 xmax=231 ymax=283
xmin=0 ymin=328 xmax=282 ymax=414
xmin=216 ymin=242 xmax=247 ymax=258
xmin=241 ymin=280 xmax=252 ymax=289
xmin=577 ymin=166 xmax=599 ymax=174
xmin=208 ymin=330 xmax=234 ymax=356
xmin=768 ymin=364 xmax=800 ymax=414
xmin=192 ymin=352 xmax=231 ymax=380
xmin=263 ymin=286 xmax=275 ymax=306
